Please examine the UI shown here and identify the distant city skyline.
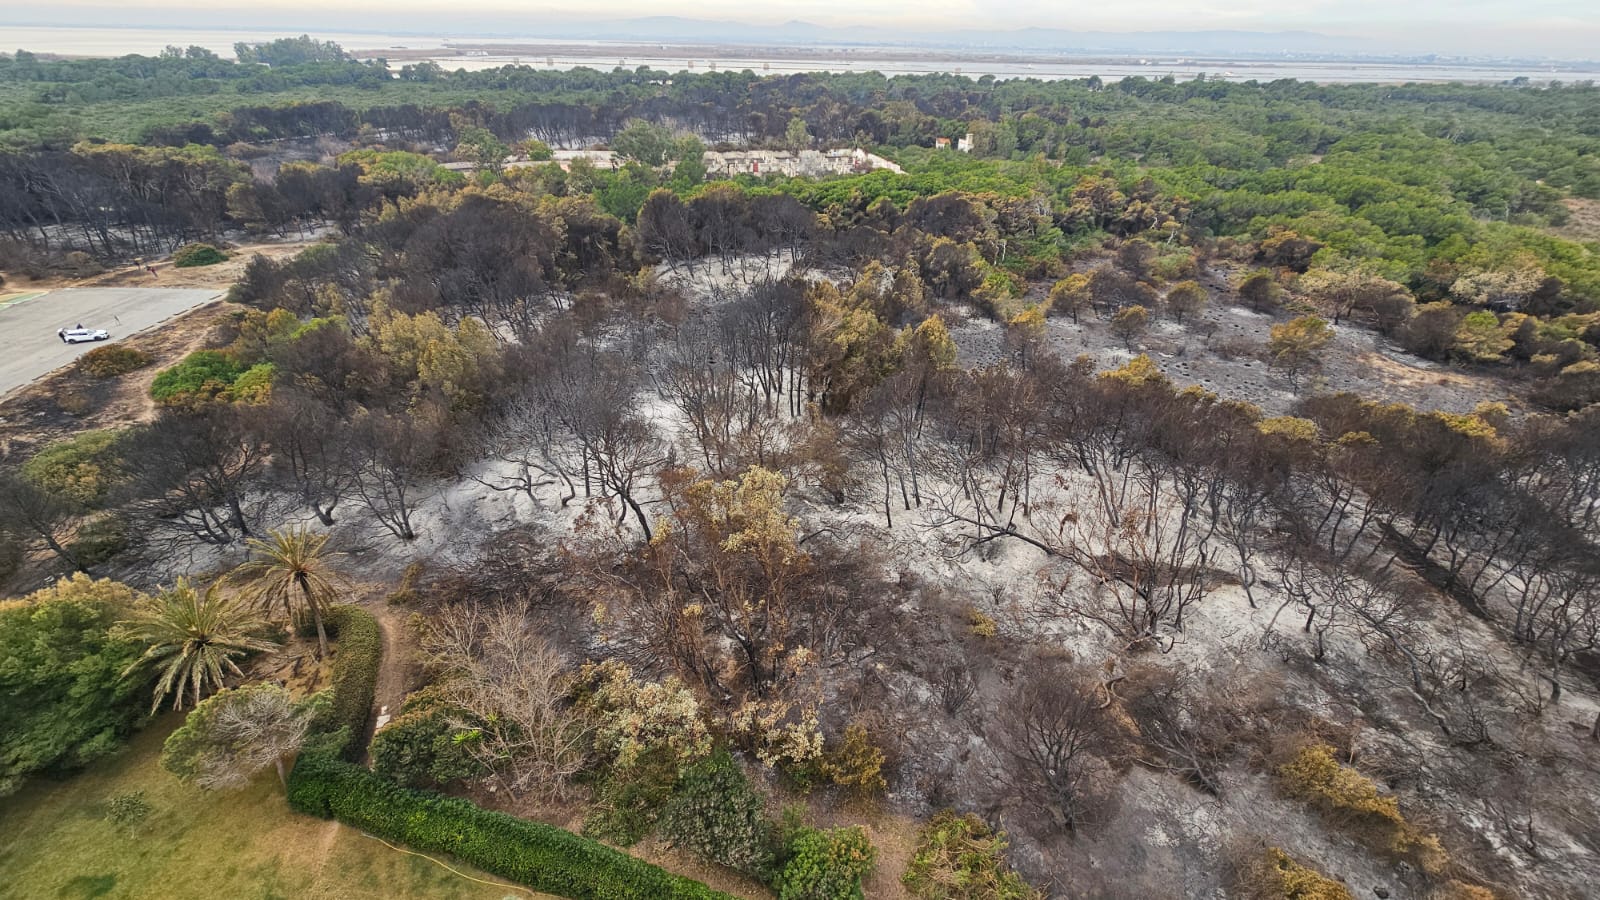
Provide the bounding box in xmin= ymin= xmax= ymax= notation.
xmin=3 ymin=2 xmax=1597 ymax=59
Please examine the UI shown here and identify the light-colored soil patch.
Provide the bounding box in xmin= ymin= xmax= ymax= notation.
xmin=1552 ymin=197 xmax=1600 ymax=244
xmin=363 ymin=594 xmax=422 ymax=753
xmin=5 ymin=237 xmax=321 ymax=292
xmin=953 ymin=296 xmax=1521 ymax=416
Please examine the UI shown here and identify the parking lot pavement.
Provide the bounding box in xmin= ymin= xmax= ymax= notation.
xmin=0 ymin=287 xmax=222 ymax=397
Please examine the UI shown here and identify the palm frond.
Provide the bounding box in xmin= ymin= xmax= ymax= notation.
xmin=228 ymin=525 xmax=349 ymax=629
xmin=121 ymin=578 xmax=278 ymax=712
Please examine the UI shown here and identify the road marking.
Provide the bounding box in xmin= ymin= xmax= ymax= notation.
xmin=0 ymin=291 xmax=49 ymax=310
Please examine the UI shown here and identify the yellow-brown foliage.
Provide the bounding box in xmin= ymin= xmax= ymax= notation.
xmin=1234 ymin=847 xmax=1353 ymax=900
xmin=820 ymin=722 xmax=888 ymax=799
xmin=967 ymin=607 xmax=998 ymax=638
xmin=1278 ymin=745 xmax=1445 ymax=872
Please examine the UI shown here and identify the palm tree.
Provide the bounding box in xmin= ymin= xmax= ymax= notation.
xmin=230 ymin=525 xmax=347 ymax=658
xmin=122 ymin=579 xmax=278 ymax=713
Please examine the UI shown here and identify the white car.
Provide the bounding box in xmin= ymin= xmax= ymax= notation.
xmin=59 ymin=327 xmax=110 ymax=343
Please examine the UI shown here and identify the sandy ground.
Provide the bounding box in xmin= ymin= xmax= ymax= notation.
xmin=1554 ymin=197 xmax=1600 ymax=244
xmin=0 ymin=287 xmax=225 ymax=398
xmin=953 ymin=299 xmax=1520 ymax=417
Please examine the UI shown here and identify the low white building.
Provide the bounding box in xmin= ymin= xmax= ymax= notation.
xmin=546 ymin=149 xmax=621 ymax=171
xmin=446 ymin=146 xmax=903 ymax=178
xmin=703 ymin=147 xmax=903 ymax=178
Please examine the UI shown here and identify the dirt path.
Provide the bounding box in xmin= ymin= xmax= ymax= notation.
xmin=363 ymin=600 xmax=417 ymax=760
xmin=5 ymin=237 xmax=321 ymax=293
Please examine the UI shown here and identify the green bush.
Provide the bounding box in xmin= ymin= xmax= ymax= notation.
xmin=77 ymin=345 xmax=152 ymax=378
xmin=658 ymin=749 xmax=776 ymax=878
xmin=370 ymin=685 xmax=482 ymax=788
xmin=21 ymin=428 xmax=128 ymax=508
xmin=287 ymin=753 xmax=733 ymax=900
xmin=313 ymin=605 xmax=380 ymax=761
xmin=228 ymin=362 xmax=276 ymax=403
xmin=149 ymin=350 xmax=245 ymax=405
xmin=105 ymin=790 xmax=153 ymax=830
xmin=775 ymin=825 xmax=876 ymax=900
xmin=584 ymin=748 xmax=681 ymax=847
xmin=902 ymin=810 xmax=1039 ymax=899
xmin=578 ymin=660 xmax=713 ymax=772
xmin=0 ymin=574 xmax=151 ymax=796
xmin=171 ymin=243 xmax=228 ymax=268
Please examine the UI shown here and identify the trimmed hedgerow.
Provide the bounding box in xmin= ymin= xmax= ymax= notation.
xmin=287 ymin=753 xmax=733 ymax=900
xmin=313 ymin=605 xmax=380 ymax=761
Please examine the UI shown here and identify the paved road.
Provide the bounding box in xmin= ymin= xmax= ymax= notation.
xmin=0 ymin=287 xmax=223 ymax=397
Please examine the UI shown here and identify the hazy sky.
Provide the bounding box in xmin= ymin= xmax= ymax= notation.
xmin=5 ymin=0 xmax=1598 ymax=57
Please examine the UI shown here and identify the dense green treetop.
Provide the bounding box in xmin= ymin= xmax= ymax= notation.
xmin=0 ymin=574 xmax=152 ymax=795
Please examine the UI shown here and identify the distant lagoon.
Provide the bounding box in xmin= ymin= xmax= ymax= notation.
xmin=8 ymin=25 xmax=1600 ymax=85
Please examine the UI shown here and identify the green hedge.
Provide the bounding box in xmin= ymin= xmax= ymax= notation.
xmin=288 ymin=754 xmax=733 ymax=900
xmin=316 ymin=605 xmax=381 ymax=761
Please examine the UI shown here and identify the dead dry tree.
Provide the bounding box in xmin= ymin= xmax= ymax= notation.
xmin=195 ymin=686 xmax=315 ymax=792
xmin=1503 ymin=548 xmax=1600 ymax=703
xmin=534 ymin=350 xmax=670 ymax=540
xmin=1265 ymin=542 xmax=1419 ymax=665
xmin=1052 ymin=487 xmax=1220 ymax=652
xmin=656 ymin=285 xmax=809 ymax=477
xmin=423 ymin=605 xmax=593 ymax=800
xmin=1038 ymin=357 xmax=1242 ymax=649
xmin=471 ymin=391 xmax=574 ymax=507
xmin=939 ymin=664 xmax=977 ymax=716
xmin=569 ymin=465 xmax=847 ymax=704
xmin=1118 ymin=662 xmax=1228 ymax=796
xmin=657 ymin=319 xmax=758 ymax=476
xmin=992 ymin=661 xmax=1109 ymax=835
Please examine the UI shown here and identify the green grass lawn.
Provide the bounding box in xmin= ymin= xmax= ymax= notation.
xmin=0 ymin=718 xmax=539 ymax=900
